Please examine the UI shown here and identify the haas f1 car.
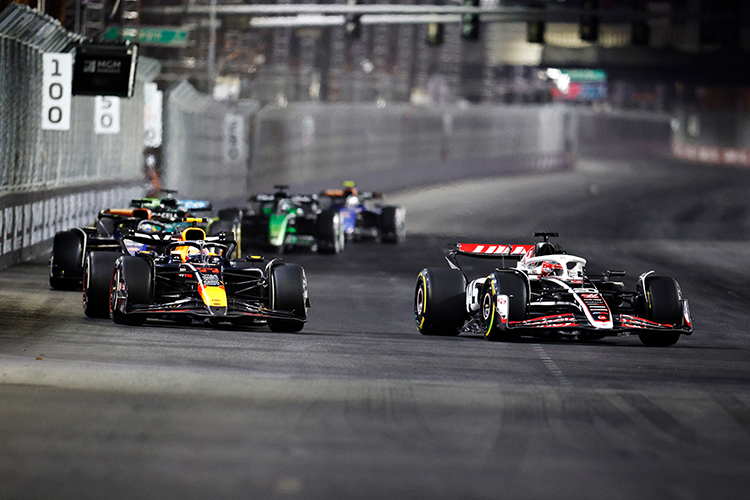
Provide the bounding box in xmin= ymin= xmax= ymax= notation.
xmin=415 ymin=233 xmax=692 ymax=347
xmin=82 ymin=226 xmax=308 ymax=332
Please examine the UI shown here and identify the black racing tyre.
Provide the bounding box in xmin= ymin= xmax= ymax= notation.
xmin=110 ymin=256 xmax=152 ymax=325
xmin=481 ymin=272 xmax=527 ymax=342
xmin=415 ymin=268 xmax=466 ymax=336
xmin=208 ymin=219 xmax=234 ymax=237
xmin=268 ymin=263 xmax=307 ymax=333
xmin=379 ymin=206 xmax=405 ymax=244
xmin=83 ymin=251 xmax=121 ymax=318
xmin=49 ymin=230 xmax=84 ymax=290
xmin=218 ymin=208 xmax=241 ymax=222
xmin=316 ymin=210 xmax=344 ymax=254
xmin=638 ymin=276 xmax=682 ymax=347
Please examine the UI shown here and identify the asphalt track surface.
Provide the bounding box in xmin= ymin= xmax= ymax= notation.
xmin=2 ymin=149 xmax=750 ymax=500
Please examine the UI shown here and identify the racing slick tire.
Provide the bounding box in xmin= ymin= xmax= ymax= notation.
xmin=110 ymin=256 xmax=152 ymax=326
xmin=83 ymin=251 xmax=121 ymax=318
xmin=415 ymin=268 xmax=466 ymax=336
xmin=49 ymin=230 xmax=84 ymax=290
xmin=212 ymin=210 xmax=242 ymax=256
xmin=481 ymin=272 xmax=527 ymax=342
xmin=208 ymin=219 xmax=241 ymax=256
xmin=379 ymin=206 xmax=405 ymax=244
xmin=268 ymin=263 xmax=307 ymax=333
xmin=638 ymin=276 xmax=682 ymax=347
xmin=208 ymin=219 xmax=235 ymax=238
xmin=316 ymin=210 xmax=345 ymax=254
xmin=218 ymin=208 xmax=241 ymax=222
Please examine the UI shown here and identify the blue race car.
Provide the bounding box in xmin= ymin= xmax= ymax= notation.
xmin=318 ymin=182 xmax=405 ymax=244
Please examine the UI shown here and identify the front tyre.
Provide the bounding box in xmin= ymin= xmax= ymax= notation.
xmin=110 ymin=256 xmax=152 ymax=325
xmin=268 ymin=263 xmax=307 ymax=333
xmin=83 ymin=251 xmax=121 ymax=318
xmin=638 ymin=276 xmax=682 ymax=347
xmin=415 ymin=268 xmax=466 ymax=336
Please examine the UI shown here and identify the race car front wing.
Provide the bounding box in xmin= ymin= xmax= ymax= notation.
xmin=118 ymin=297 xmax=306 ymax=323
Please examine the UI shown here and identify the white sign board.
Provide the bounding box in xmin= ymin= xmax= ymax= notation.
xmin=94 ymin=96 xmax=121 ymax=134
xmin=41 ymin=53 xmax=72 ymax=130
xmin=143 ymin=82 xmax=163 ymax=148
xmin=223 ymin=114 xmax=247 ymax=164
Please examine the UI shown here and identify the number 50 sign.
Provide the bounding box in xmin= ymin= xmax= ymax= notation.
xmin=42 ymin=53 xmax=72 ymax=131
xmin=94 ymin=96 xmax=120 ymax=134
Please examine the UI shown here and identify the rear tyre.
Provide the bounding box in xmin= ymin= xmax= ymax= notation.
xmin=208 ymin=219 xmax=234 ymax=238
xmin=481 ymin=272 xmax=527 ymax=342
xmin=415 ymin=268 xmax=466 ymax=336
xmin=379 ymin=206 xmax=405 ymax=244
xmin=268 ymin=263 xmax=307 ymax=333
xmin=83 ymin=251 xmax=121 ymax=318
xmin=110 ymin=256 xmax=152 ymax=325
xmin=638 ymin=276 xmax=682 ymax=347
xmin=316 ymin=210 xmax=344 ymax=254
xmin=218 ymin=208 xmax=241 ymax=221
xmin=49 ymin=230 xmax=84 ymax=290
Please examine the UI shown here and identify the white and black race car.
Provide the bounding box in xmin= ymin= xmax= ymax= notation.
xmin=415 ymin=233 xmax=692 ymax=347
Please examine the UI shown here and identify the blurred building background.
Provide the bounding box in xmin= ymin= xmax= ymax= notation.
xmin=4 ymin=0 xmax=749 ymax=113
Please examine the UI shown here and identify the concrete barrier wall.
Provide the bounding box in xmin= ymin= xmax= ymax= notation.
xmin=0 ymin=182 xmax=144 ymax=270
xmin=672 ymin=110 xmax=750 ymax=167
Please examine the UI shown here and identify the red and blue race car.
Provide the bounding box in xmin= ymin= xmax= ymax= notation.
xmin=319 ymin=182 xmax=405 ymax=244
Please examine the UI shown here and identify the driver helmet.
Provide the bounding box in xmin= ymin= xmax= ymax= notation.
xmin=540 ymin=260 xmax=564 ymax=277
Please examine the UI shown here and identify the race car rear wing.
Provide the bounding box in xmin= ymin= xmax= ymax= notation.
xmin=454 ymin=243 xmax=536 ymax=258
xmin=446 ymin=243 xmax=537 ymax=275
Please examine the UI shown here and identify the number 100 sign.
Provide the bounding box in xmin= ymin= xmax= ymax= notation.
xmin=42 ymin=53 xmax=73 ymax=131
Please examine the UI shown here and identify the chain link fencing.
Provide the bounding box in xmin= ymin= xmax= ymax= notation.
xmin=163 ymin=81 xmax=259 ymax=200
xmin=164 ymin=82 xmax=573 ymax=199
xmin=0 ymin=3 xmax=159 ymax=269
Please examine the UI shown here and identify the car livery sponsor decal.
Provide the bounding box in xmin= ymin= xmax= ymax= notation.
xmin=619 ymin=315 xmax=674 ymax=330
xmin=511 ymin=313 xmax=578 ymax=328
xmin=497 ymin=294 xmax=509 ymax=323
xmin=575 ymin=293 xmax=613 ymax=329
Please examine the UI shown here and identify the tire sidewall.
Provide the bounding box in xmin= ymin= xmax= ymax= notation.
xmin=268 ymin=263 xmax=307 ymax=332
xmin=415 ymin=268 xmax=466 ymax=336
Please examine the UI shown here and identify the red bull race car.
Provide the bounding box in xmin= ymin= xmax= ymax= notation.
xmin=415 ymin=233 xmax=692 ymax=347
xmin=82 ymin=226 xmax=308 ymax=332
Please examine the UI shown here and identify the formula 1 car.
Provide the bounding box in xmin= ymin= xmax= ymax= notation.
xmin=414 ymin=233 xmax=692 ymax=347
xmin=49 ymin=193 xmax=218 ymax=290
xmin=318 ymin=181 xmax=405 ymax=243
xmin=132 ymin=194 xmax=242 ymax=254
xmin=130 ymin=189 xmax=213 ymax=216
xmin=238 ymin=185 xmax=345 ymax=254
xmin=82 ymin=226 xmax=308 ymax=332
xmin=49 ymin=207 xmax=153 ymax=290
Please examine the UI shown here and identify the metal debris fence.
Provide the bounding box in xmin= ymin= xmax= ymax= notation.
xmin=0 ymin=3 xmax=158 ymax=269
xmin=163 ymin=81 xmax=574 ymax=199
